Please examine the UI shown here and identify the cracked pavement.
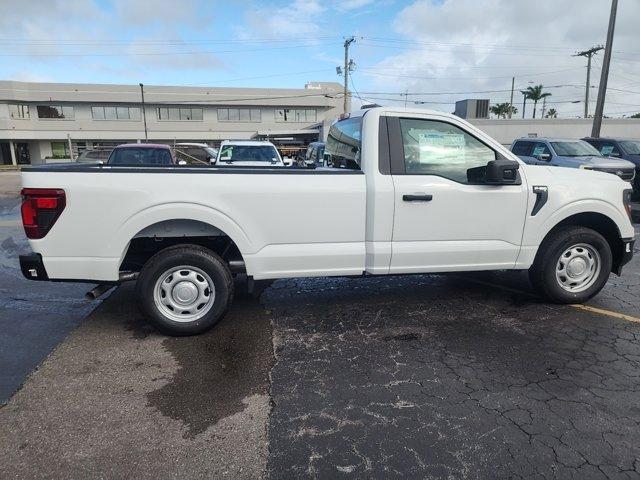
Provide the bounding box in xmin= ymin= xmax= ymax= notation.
xmin=1 ymin=171 xmax=639 ymax=478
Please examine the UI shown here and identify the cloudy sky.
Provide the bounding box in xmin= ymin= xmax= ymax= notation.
xmin=1 ymin=0 xmax=639 ymax=118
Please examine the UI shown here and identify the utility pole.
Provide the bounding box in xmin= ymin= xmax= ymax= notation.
xmin=541 ymin=96 xmax=548 ymax=118
xmin=342 ymin=36 xmax=355 ymax=114
xmin=521 ymin=91 xmax=527 ymax=119
xmin=508 ymin=77 xmax=515 ymax=119
xmin=575 ymin=46 xmax=603 ymax=118
xmin=139 ymin=83 xmax=148 ymax=142
xmin=592 ymin=0 xmax=617 ymax=138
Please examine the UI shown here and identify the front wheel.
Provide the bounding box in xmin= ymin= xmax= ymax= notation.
xmin=136 ymin=244 xmax=234 ymax=336
xmin=529 ymin=226 xmax=612 ymax=304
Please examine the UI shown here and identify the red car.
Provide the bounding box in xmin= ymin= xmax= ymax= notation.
xmin=107 ymin=143 xmax=177 ymax=166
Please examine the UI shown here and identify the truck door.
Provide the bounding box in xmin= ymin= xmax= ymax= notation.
xmin=386 ymin=115 xmax=528 ymax=273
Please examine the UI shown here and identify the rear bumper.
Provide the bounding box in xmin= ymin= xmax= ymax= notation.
xmin=614 ymin=238 xmax=635 ymax=275
xmin=19 ymin=253 xmax=49 ymax=281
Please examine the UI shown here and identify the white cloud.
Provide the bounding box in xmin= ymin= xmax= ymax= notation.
xmin=360 ymin=0 xmax=640 ymax=118
xmin=239 ymin=0 xmax=325 ymax=39
xmin=0 ymin=0 xmax=225 ymax=79
xmin=336 ymin=0 xmax=376 ymax=11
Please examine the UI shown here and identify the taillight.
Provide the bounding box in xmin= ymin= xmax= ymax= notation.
xmin=21 ymin=188 xmax=66 ymax=239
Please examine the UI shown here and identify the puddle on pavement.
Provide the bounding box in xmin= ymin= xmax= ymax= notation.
xmin=145 ymin=291 xmax=274 ymax=439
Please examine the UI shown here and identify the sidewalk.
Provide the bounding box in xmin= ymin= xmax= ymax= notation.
xmin=0 ymin=171 xmax=20 ymax=197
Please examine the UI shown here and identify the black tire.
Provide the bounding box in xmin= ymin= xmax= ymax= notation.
xmin=529 ymin=226 xmax=612 ymax=304
xmin=136 ymin=244 xmax=234 ymax=336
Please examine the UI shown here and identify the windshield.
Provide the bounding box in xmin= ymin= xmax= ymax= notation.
xmin=550 ymin=141 xmax=601 ymax=157
xmin=109 ymin=147 xmax=173 ymax=166
xmin=218 ymin=145 xmax=280 ymax=163
xmin=620 ymin=141 xmax=640 ymax=155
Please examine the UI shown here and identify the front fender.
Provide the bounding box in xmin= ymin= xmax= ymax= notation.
xmin=523 ymin=198 xmax=633 ymax=247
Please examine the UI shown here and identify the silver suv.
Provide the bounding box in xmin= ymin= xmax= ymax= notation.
xmin=510 ymin=138 xmax=636 ymax=183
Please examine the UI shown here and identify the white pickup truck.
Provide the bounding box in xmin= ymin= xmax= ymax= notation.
xmin=19 ymin=107 xmax=635 ymax=335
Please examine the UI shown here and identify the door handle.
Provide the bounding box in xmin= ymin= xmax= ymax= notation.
xmin=402 ymin=194 xmax=433 ymax=202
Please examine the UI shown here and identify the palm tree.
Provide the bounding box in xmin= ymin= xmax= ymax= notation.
xmin=524 ymin=85 xmax=552 ymax=119
xmin=545 ymin=108 xmax=558 ymax=119
xmin=490 ymin=102 xmax=518 ymax=119
xmin=520 ymin=90 xmax=529 ymax=118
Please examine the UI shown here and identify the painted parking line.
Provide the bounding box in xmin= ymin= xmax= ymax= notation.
xmin=0 ymin=221 xmax=20 ymax=227
xmin=570 ymin=304 xmax=640 ymax=324
xmin=456 ymin=275 xmax=640 ymax=324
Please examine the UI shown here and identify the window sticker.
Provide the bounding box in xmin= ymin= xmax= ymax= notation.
xmin=532 ymin=145 xmax=546 ymax=156
xmin=600 ymin=145 xmax=614 ymax=155
xmin=414 ymin=132 xmax=466 ymax=164
xmin=220 ymin=146 xmax=233 ymax=160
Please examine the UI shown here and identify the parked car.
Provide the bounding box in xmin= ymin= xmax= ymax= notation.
xmin=214 ymin=140 xmax=284 ymax=167
xmin=19 ymin=107 xmax=635 ymax=336
xmin=582 ymin=137 xmax=640 ymax=196
xmin=305 ymin=141 xmax=326 ymax=166
xmin=76 ymin=148 xmax=113 ymax=163
xmin=174 ymin=143 xmax=218 ymax=165
xmin=108 ymin=144 xmax=177 ymax=166
xmin=510 ymin=138 xmax=636 ymax=184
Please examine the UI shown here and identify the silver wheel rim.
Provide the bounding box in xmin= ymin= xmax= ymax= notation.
xmin=555 ymin=243 xmax=601 ymax=293
xmin=153 ymin=265 xmax=215 ymax=323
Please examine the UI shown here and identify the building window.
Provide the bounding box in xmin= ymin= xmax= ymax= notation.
xmin=9 ymin=104 xmax=30 ymax=119
xmin=91 ymin=106 xmax=141 ymax=121
xmin=275 ymin=108 xmax=317 ymax=122
xmin=37 ymin=105 xmax=74 ymax=120
xmin=217 ymin=108 xmax=261 ymax=122
xmin=156 ymin=107 xmax=203 ymax=121
xmin=50 ymin=142 xmax=70 ymax=158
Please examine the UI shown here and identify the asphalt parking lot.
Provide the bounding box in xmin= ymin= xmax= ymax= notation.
xmin=1 ymin=171 xmax=639 ymax=479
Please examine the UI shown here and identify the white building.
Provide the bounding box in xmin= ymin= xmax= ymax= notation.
xmin=0 ymin=80 xmax=344 ymax=165
xmin=469 ymin=117 xmax=640 ymax=146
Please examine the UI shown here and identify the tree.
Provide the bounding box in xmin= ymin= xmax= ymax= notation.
xmin=524 ymin=84 xmax=552 ymax=119
xmin=545 ymin=108 xmax=558 ymax=119
xmin=490 ymin=102 xmax=518 ymax=119
xmin=631 ymin=113 xmax=640 ymax=118
xmin=520 ymin=90 xmax=529 ymax=118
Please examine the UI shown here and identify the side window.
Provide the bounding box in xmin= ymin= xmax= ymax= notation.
xmin=512 ymin=141 xmax=532 ymax=156
xmin=325 ymin=117 xmax=362 ymax=170
xmin=599 ymin=142 xmax=621 ymax=157
xmin=398 ymin=118 xmax=496 ymax=183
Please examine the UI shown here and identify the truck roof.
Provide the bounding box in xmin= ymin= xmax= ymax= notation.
xmin=347 ymin=106 xmax=449 ymax=119
xmin=220 ymin=140 xmax=276 ymax=146
xmin=514 ymin=137 xmax=585 ymax=143
xmin=114 ymin=143 xmax=171 ymax=149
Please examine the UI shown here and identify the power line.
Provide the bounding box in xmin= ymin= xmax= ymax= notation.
xmin=0 ymin=36 xmax=341 ymax=46
xmin=0 ymin=43 xmax=337 ymax=57
xmin=360 ymin=66 xmax=584 ymax=81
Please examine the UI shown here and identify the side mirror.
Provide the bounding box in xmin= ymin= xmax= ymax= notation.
xmin=484 ymin=159 xmax=520 ymax=185
xmin=178 ymin=160 xmax=187 ymax=165
xmin=538 ymin=153 xmax=551 ymax=161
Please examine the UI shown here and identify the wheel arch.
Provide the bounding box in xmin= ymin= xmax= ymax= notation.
xmin=116 ymin=203 xmax=253 ymax=272
xmin=537 ymin=211 xmax=625 ymax=274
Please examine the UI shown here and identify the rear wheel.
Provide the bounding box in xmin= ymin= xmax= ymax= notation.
xmin=529 ymin=226 xmax=612 ymax=304
xmin=136 ymin=244 xmax=233 ymax=336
